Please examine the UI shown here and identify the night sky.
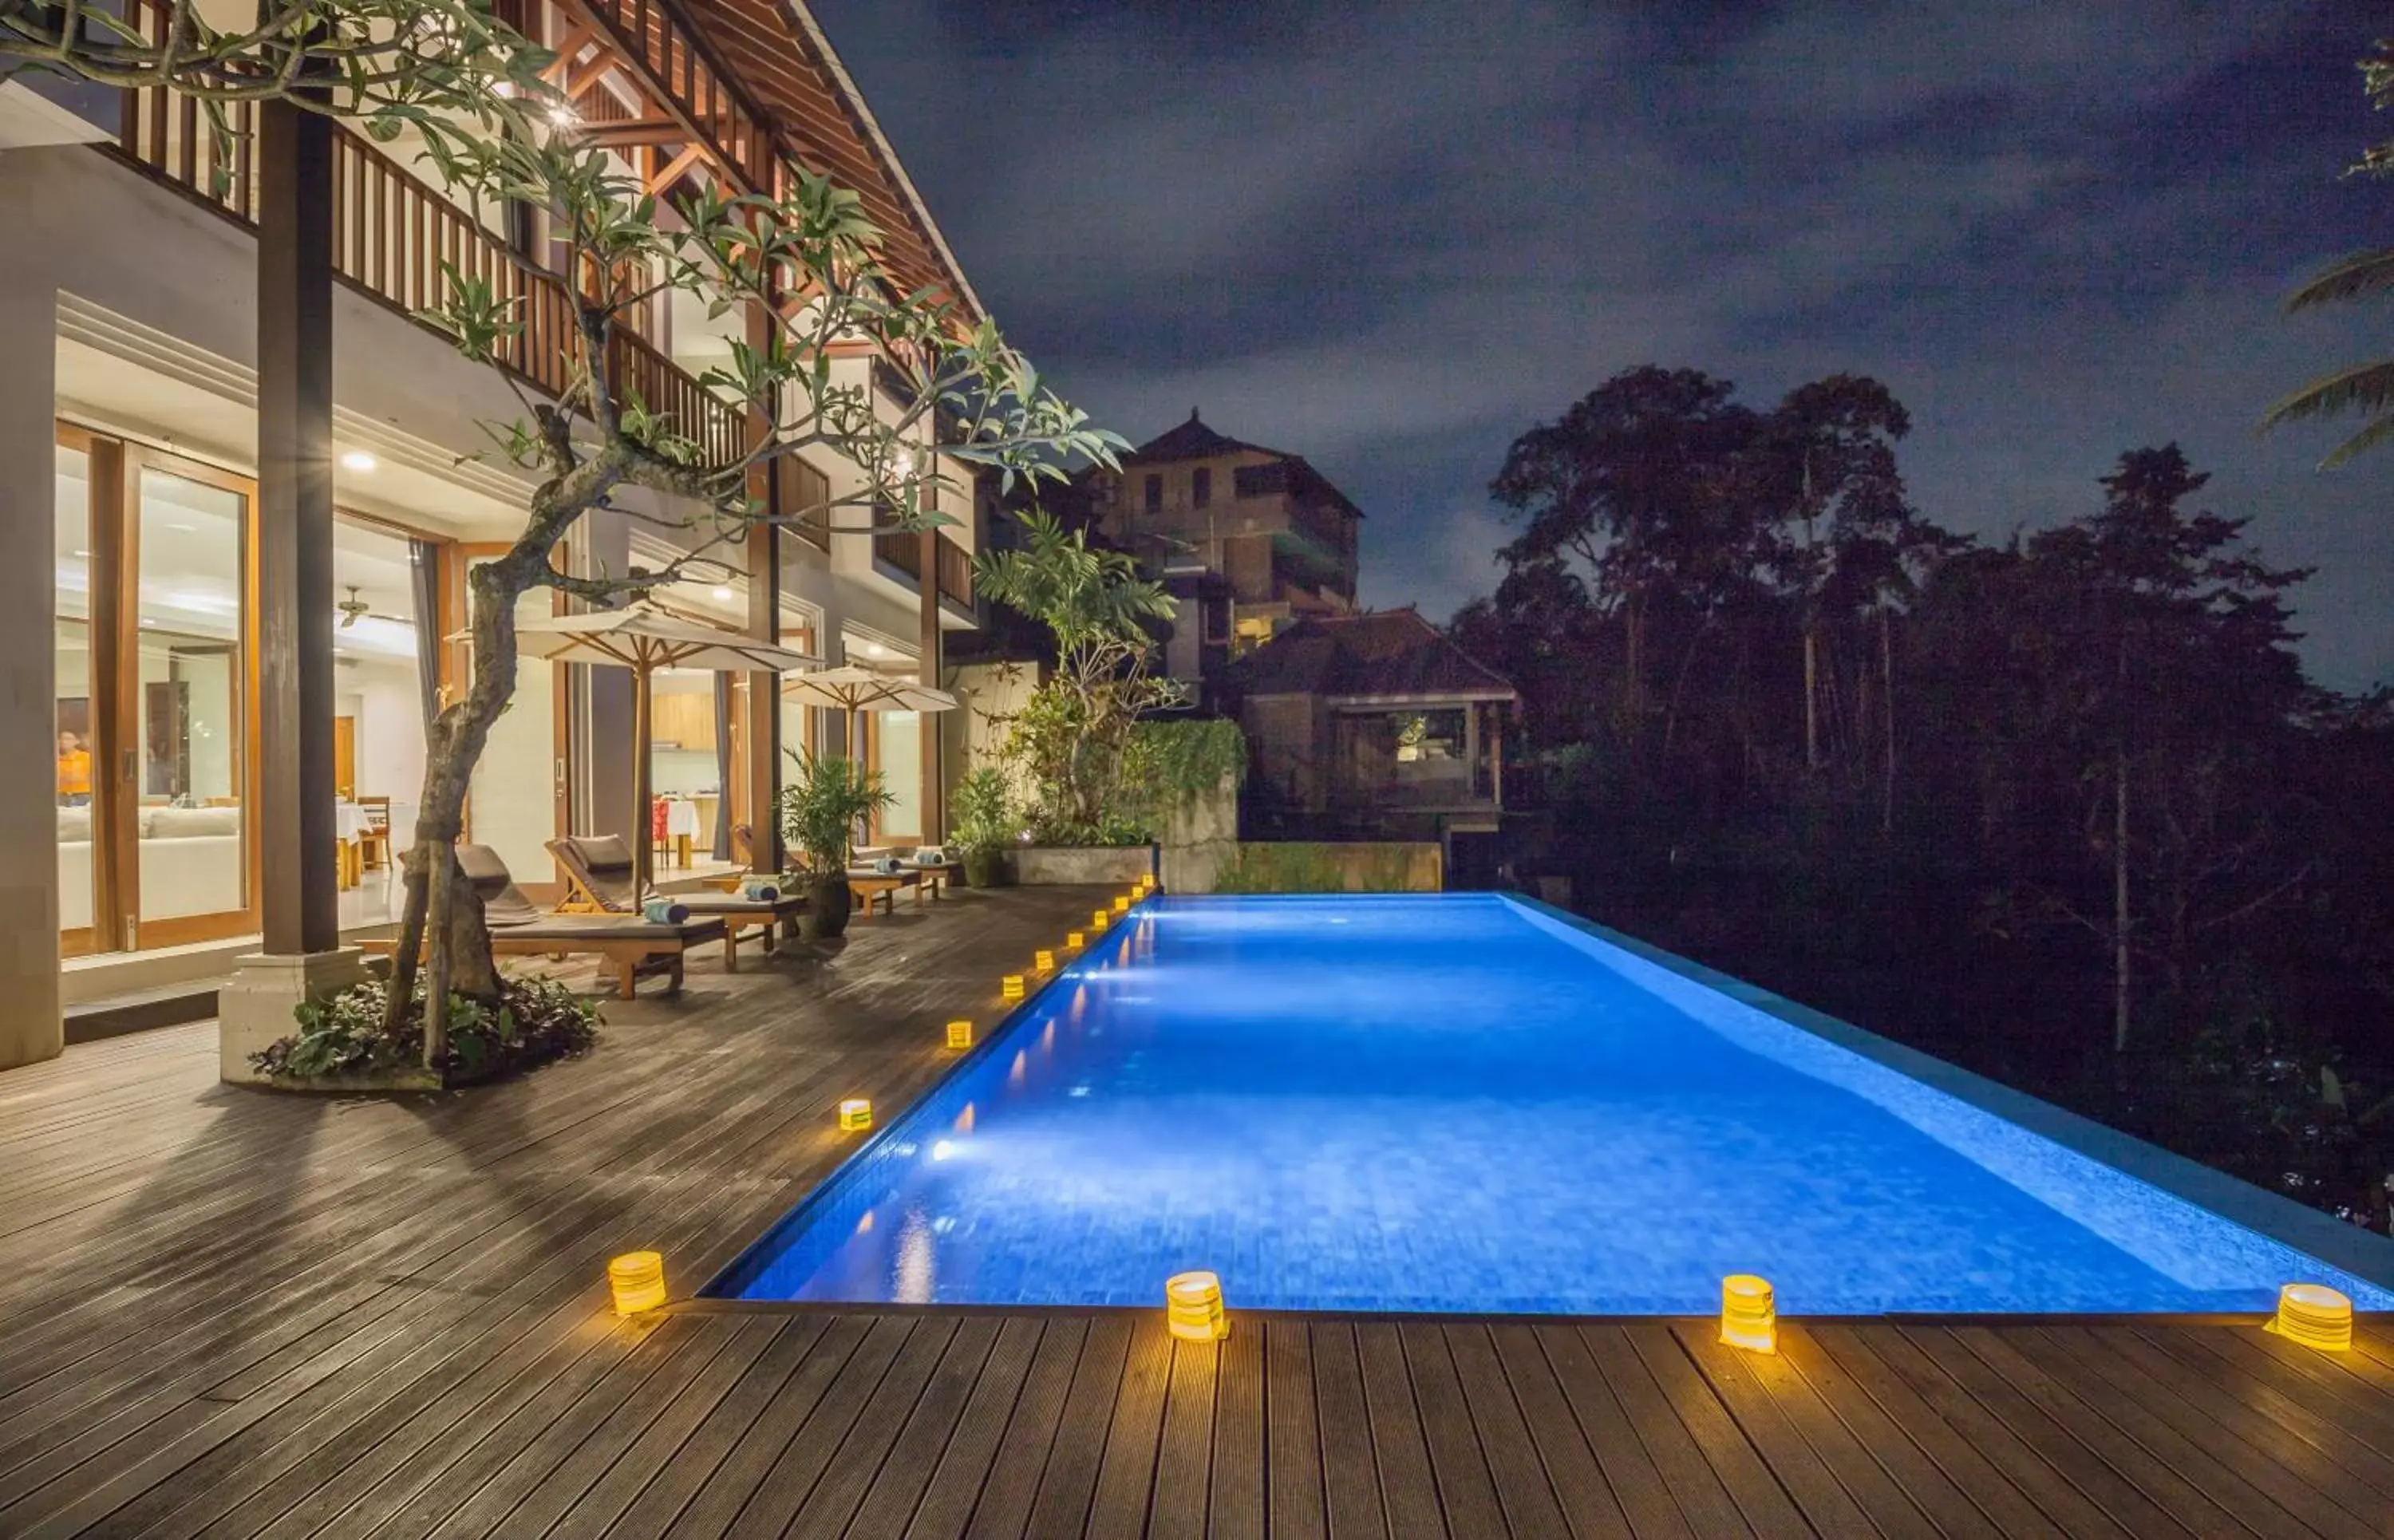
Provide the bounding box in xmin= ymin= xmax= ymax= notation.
xmin=813 ymin=1 xmax=2393 ymax=691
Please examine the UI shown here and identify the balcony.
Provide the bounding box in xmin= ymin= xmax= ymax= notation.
xmin=104 ymin=0 xmax=745 ymax=468
xmin=873 ymin=527 xmax=975 ymax=618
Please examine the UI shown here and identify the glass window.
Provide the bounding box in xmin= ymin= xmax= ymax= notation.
xmin=1191 ymin=467 xmax=1211 ymax=508
xmin=1144 ymin=473 xmax=1162 ymax=513
xmin=133 ymin=467 xmax=248 ymax=922
xmin=56 ymin=446 xmax=96 ymax=941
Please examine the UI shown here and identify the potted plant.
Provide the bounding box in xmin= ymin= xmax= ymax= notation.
xmin=779 ymin=751 xmax=893 ymax=940
xmin=951 ymin=767 xmax=1017 ymax=888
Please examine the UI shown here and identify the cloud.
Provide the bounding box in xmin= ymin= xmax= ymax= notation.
xmin=813 ymin=0 xmax=2394 ymax=688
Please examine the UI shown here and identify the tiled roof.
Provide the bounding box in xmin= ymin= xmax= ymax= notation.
xmin=1225 ymin=609 xmax=1517 ymax=701
xmin=1122 ymin=411 xmax=1283 ymax=465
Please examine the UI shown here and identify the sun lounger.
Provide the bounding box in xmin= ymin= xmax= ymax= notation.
xmin=358 ymin=843 xmax=729 ymax=1000
xmin=550 ymin=834 xmax=807 ymax=962
xmin=846 ymin=864 xmax=923 ymax=916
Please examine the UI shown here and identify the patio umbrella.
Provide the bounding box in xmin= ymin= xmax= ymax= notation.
xmin=780 ymin=665 xmax=957 ymax=756
xmin=488 ymin=603 xmax=821 ymax=898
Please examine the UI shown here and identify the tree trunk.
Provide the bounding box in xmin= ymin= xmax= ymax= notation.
xmin=2112 ymin=741 xmax=2131 ymax=1058
xmin=383 ymin=541 xmax=558 ymax=1059
xmin=1878 ymin=606 xmax=1895 ymax=836
xmin=1803 ymin=622 xmax=1821 ymax=772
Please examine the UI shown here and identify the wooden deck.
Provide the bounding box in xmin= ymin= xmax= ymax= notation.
xmin=3 ymin=882 xmax=2393 ymax=1538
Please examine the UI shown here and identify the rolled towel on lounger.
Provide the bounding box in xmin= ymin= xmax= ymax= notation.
xmin=642 ymin=897 xmax=689 ymax=924
xmin=913 ymin=847 xmax=946 ymax=867
xmin=873 ymin=855 xmax=901 ymax=875
xmin=740 ymin=878 xmax=780 ymax=902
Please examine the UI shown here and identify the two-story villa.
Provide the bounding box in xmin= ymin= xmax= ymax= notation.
xmin=0 ymin=0 xmax=986 ymax=1069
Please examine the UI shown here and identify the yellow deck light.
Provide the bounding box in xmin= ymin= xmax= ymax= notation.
xmin=837 ymin=1098 xmax=873 ymax=1132
xmin=945 ymin=1020 xmax=974 ymax=1050
xmin=1720 ymin=1274 xmax=1776 ymax=1353
xmin=608 ymin=1251 xmax=666 ymax=1316
xmin=1166 ymin=1270 xmax=1230 ymax=1343
xmin=2269 ymin=1283 xmax=2353 ymax=1352
xmin=1034 ymin=949 xmax=1056 ymax=973
xmin=1092 ymin=908 xmax=1111 ymax=929
xmin=1067 ymin=930 xmax=1085 ymax=950
xmin=1112 ymin=896 xmax=1131 ymax=913
xmin=1001 ymin=974 xmax=1026 ymax=1002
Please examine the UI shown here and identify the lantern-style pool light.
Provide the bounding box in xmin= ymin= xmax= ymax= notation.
xmin=1720 ymin=1274 xmax=1776 ymax=1353
xmin=1001 ymin=973 xmax=1026 ymax=1002
xmin=2270 ymin=1283 xmax=2353 ymax=1352
xmin=945 ymin=1019 xmax=974 ymax=1050
xmin=1034 ymin=949 xmax=1056 ymax=973
xmin=1067 ymin=930 xmax=1086 ymax=950
xmin=1112 ymin=895 xmax=1131 ymax=914
xmin=1092 ymin=908 xmax=1111 ymax=930
xmin=1166 ymin=1270 xmax=1230 ymax=1343
xmin=837 ymin=1098 xmax=873 ymax=1132
xmin=608 ymin=1251 xmax=666 ymax=1316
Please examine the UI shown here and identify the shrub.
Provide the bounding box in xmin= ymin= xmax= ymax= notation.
xmin=252 ymin=974 xmax=599 ymax=1084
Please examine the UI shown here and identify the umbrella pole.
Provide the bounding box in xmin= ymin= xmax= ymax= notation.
xmin=631 ymin=662 xmax=654 ymax=905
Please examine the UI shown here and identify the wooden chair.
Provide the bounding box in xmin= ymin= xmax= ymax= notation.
xmin=356 ymin=795 xmax=393 ymax=871
xmin=549 ymin=833 xmax=806 ymax=960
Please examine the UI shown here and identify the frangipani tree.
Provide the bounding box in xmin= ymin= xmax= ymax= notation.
xmin=2 ymin=0 xmax=1126 ymax=1056
xmin=974 ymin=511 xmax=1180 ymax=840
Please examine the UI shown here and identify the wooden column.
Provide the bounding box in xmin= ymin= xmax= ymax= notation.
xmin=743 ymin=300 xmax=782 ymax=872
xmin=916 ymin=488 xmax=942 ymax=843
xmin=255 ymin=95 xmax=339 ymax=956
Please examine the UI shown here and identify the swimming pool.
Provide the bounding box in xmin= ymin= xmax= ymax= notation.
xmin=711 ymin=894 xmax=2394 ymax=1316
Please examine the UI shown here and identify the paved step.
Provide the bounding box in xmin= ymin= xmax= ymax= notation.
xmin=64 ymin=981 xmax=219 ymax=1044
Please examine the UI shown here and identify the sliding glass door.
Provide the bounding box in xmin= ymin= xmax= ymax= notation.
xmin=54 ymin=426 xmax=259 ymax=953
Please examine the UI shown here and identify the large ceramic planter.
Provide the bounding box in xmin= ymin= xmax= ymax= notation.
xmin=961 ymin=847 xmax=1006 ymax=888
xmin=1013 ymin=845 xmax=1154 ymax=885
xmin=804 ymin=872 xmax=855 ymax=939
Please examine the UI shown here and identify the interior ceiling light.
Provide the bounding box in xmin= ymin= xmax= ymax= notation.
xmin=340 ymin=450 xmax=377 ymax=472
xmin=711 ymin=586 xmax=733 ymax=601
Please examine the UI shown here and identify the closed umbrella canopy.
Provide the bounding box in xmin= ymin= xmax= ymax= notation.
xmin=463 ymin=603 xmax=822 ymax=898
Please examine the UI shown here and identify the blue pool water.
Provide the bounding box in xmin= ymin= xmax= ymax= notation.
xmin=713 ymin=894 xmax=2394 ymax=1315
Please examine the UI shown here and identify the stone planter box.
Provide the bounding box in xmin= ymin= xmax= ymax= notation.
xmin=1012 ymin=845 xmax=1155 ymax=886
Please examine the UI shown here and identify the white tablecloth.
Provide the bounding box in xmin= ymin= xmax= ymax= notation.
xmin=333 ymin=803 xmax=370 ymax=843
xmin=662 ymin=799 xmax=702 ymax=839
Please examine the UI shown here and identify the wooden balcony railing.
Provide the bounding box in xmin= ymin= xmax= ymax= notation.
xmin=874 ymin=528 xmax=974 ymax=610
xmin=109 ymin=0 xmax=742 ymax=468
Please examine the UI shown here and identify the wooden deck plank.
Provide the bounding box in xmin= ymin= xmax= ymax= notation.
xmin=1594 ymin=1325 xmax=1799 ymax=1536
xmin=1353 ymin=1321 xmax=1444 ymax=1540
xmin=1147 ymin=1337 xmax=1220 ymax=1540
xmin=958 ymin=1317 xmax=1088 ymax=1540
xmin=1519 ymin=1325 xmax=1694 ymax=1540
xmin=1083 ymin=1316 xmax=1176 ymax=1538
xmin=721 ymin=1314 xmax=928 ymax=1536
xmin=1670 ymin=1324 xmax=1927 ymax=1538
xmin=658 ymin=1314 xmax=877 ymax=1539
xmin=1021 ymin=1315 xmax=1132 ymax=1538
xmin=1396 ymin=1323 xmax=1512 ymax=1538
xmin=1307 ymin=1322 xmax=1390 ymax=1540
xmin=1262 ymin=1320 xmax=1329 ymax=1540
xmin=899 ymin=1315 xmax=1044 ymax=1540
xmin=2151 ymin=1321 xmax=2394 ymax=1467
xmin=1799 ymin=1326 xmax=2073 ymax=1540
xmin=1209 ymin=1318 xmax=1268 ymax=1540
xmin=839 ymin=1314 xmax=1004 ymax=1538
xmin=1938 ymin=1326 xmax=2233 ymax=1538
xmin=1479 ymin=1324 xmax=1635 ymax=1540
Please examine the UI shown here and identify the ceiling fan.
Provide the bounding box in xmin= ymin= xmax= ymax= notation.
xmin=337 ymin=586 xmax=411 ymax=630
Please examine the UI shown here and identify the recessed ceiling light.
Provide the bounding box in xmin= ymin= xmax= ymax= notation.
xmin=73 ymin=548 xmax=89 ymax=558
xmin=164 ymin=522 xmax=195 ymax=532
xmin=710 ymin=586 xmax=733 ymax=601
xmin=341 ymin=451 xmax=377 ymax=472
xmin=865 ymin=642 xmax=886 ymax=657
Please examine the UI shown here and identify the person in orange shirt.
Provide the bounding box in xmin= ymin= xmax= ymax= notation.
xmin=57 ymin=730 xmax=92 ymax=806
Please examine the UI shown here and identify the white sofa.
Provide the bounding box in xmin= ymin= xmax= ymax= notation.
xmin=57 ymin=804 xmax=246 ymax=929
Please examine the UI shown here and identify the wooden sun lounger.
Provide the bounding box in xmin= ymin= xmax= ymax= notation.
xmin=846 ymin=866 xmax=923 ymax=917
xmin=549 ymin=834 xmax=808 ymax=965
xmin=358 ymin=913 xmax=729 ymax=1000
xmin=357 ymin=844 xmax=731 ymax=999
